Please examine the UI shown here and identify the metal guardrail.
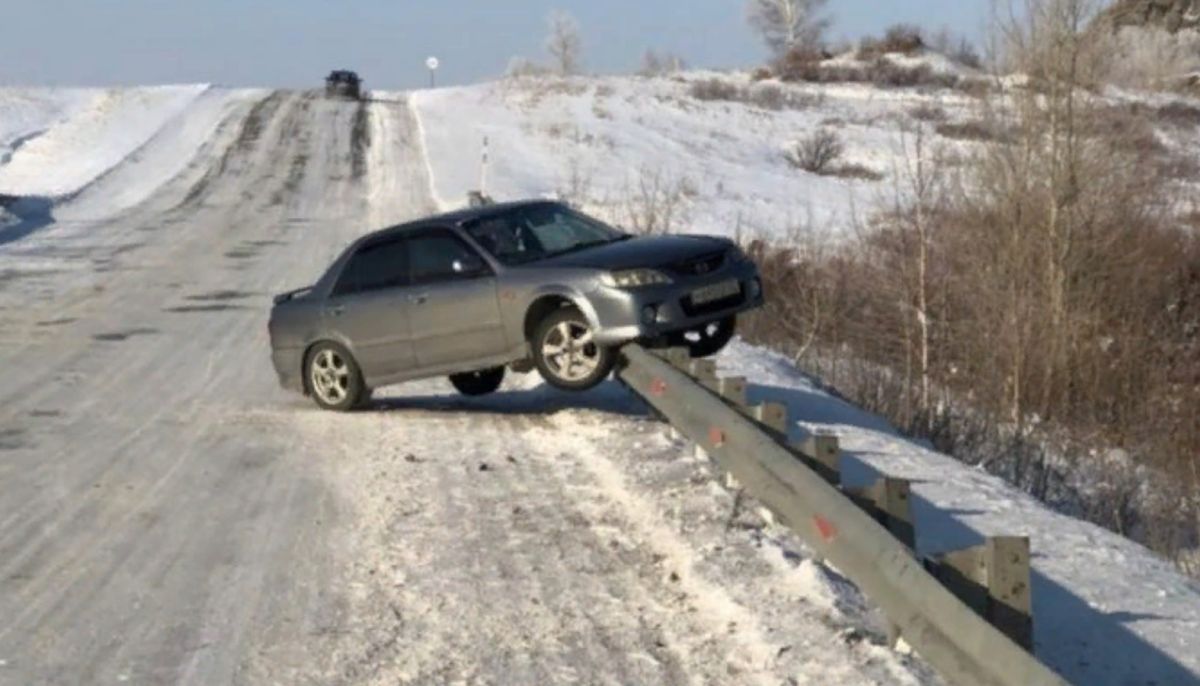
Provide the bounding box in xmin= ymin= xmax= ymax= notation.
xmin=617 ymin=344 xmax=1067 ymax=686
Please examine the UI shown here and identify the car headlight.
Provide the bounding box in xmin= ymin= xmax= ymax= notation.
xmin=604 ymin=269 xmax=673 ymax=288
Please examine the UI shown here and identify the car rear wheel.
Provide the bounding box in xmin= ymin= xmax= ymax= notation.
xmin=672 ymin=315 xmax=737 ymax=358
xmin=449 ymin=367 xmax=506 ymax=396
xmin=533 ymin=308 xmax=615 ymax=391
xmin=306 ymin=342 xmax=368 ymax=411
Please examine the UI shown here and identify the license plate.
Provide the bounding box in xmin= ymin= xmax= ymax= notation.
xmin=691 ymin=279 xmax=740 ymax=305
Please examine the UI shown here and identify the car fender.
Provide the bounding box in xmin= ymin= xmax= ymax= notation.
xmin=524 ymin=284 xmax=602 ymax=330
xmin=299 ymin=328 xmax=359 ymax=381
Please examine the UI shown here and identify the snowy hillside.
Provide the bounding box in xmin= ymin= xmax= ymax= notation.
xmin=0 ymin=85 xmax=212 ymax=200
xmin=412 ymin=72 xmax=985 ymax=239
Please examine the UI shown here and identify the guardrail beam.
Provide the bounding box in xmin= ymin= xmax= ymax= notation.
xmin=617 ymin=345 xmax=1062 ymax=685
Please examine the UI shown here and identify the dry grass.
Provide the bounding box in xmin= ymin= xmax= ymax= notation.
xmin=688 ymin=78 xmax=819 ymax=111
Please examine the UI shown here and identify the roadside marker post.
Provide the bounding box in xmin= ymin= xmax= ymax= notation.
xmin=426 ymin=56 xmax=439 ymax=88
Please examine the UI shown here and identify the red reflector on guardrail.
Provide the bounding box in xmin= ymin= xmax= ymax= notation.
xmin=814 ymin=515 xmax=838 ymax=543
xmin=708 ymin=427 xmax=725 ymax=447
xmin=650 ymin=378 xmax=667 ymax=396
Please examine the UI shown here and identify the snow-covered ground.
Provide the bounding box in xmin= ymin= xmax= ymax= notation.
xmin=411 ymin=72 xmax=983 ymax=240
xmin=1 ymin=70 xmax=1199 ymax=685
xmin=0 ymin=85 xmax=211 ymax=199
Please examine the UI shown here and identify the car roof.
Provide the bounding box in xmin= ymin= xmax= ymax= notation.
xmin=356 ymin=199 xmax=562 ymax=246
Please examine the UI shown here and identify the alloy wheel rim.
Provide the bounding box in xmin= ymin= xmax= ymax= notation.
xmin=541 ymin=320 xmax=600 ymax=382
xmin=311 ymin=349 xmax=350 ymax=405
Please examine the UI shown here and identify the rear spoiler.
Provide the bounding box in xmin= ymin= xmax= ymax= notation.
xmin=273 ymin=287 xmax=313 ymax=305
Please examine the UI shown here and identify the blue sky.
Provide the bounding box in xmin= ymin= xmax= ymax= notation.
xmin=0 ymin=1 xmax=989 ymax=88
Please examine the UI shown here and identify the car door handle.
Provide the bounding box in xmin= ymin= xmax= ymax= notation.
xmin=326 ymin=305 xmax=345 ymax=317
xmin=409 ymin=293 xmax=429 ymax=305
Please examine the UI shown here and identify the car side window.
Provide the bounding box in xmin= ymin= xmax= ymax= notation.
xmin=407 ymin=230 xmax=491 ymax=286
xmin=334 ymin=238 xmax=408 ymax=296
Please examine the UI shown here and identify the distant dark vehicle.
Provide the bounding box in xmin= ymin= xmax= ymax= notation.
xmin=269 ymin=200 xmax=765 ymax=411
xmin=325 ymin=70 xmax=363 ymax=100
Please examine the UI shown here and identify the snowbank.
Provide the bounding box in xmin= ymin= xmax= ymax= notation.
xmin=0 ymin=85 xmax=210 ymax=198
xmin=56 ymin=88 xmax=265 ymax=220
xmin=0 ymin=89 xmax=94 ymax=166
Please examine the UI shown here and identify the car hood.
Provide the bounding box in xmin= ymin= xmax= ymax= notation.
xmin=534 ymin=234 xmax=729 ymax=271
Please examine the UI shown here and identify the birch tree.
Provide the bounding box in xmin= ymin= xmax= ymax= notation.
xmin=546 ymin=10 xmax=583 ymax=76
xmin=746 ymin=0 xmax=830 ymax=55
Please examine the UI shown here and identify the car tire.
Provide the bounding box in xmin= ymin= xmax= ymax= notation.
xmin=305 ymin=341 xmax=368 ymax=411
xmin=672 ymin=315 xmax=737 ymax=358
xmin=532 ymin=307 xmax=615 ymax=391
xmin=449 ymin=367 xmax=506 ymax=396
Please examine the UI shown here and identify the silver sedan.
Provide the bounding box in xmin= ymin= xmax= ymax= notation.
xmin=269 ymin=200 xmax=764 ymax=411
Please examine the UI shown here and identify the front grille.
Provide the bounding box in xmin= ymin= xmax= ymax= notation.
xmin=668 ymin=251 xmax=726 ymax=277
xmin=681 ymin=284 xmax=746 ymax=317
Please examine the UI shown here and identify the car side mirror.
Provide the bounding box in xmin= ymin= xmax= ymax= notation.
xmin=453 ymin=254 xmax=486 ymax=276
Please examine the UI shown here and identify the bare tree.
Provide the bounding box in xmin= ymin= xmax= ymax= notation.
xmin=620 ymin=167 xmax=693 ymax=235
xmin=546 ymin=10 xmax=583 ymax=76
xmin=746 ymin=0 xmax=830 ymax=55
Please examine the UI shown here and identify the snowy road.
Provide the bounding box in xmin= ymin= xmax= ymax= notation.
xmin=0 ymin=91 xmax=931 ymax=685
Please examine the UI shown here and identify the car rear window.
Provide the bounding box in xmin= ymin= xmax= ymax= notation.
xmin=334 ymin=238 xmax=407 ymax=296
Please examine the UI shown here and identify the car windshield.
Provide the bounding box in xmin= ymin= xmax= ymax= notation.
xmin=462 ymin=203 xmax=625 ymax=266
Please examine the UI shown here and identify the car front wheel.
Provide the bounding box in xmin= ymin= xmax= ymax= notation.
xmin=306 ymin=342 xmax=368 ymax=411
xmin=533 ymin=308 xmax=615 ymax=391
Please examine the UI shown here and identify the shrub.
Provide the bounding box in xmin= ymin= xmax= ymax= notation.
xmin=786 ymin=129 xmax=844 ymax=173
xmin=1156 ymin=101 xmax=1200 ymax=129
xmin=689 ymin=78 xmax=741 ymax=102
xmin=506 ymin=57 xmax=551 ymax=79
xmin=640 ymin=50 xmax=686 ymax=77
xmin=859 ymin=24 xmax=925 ymax=60
xmin=936 ymin=120 xmax=1012 ymax=143
xmin=688 ymin=78 xmax=817 ymax=110
xmin=951 ymin=39 xmax=983 ymax=70
xmin=774 ymin=46 xmax=827 ymax=82
xmin=909 ymin=104 xmax=948 ymax=122
xmin=825 ymin=163 xmax=884 ymax=181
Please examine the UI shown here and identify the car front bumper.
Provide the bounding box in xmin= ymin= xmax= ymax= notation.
xmin=585 ymin=262 xmax=765 ymax=345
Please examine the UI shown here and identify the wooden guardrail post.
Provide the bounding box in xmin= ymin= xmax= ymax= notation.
xmin=747 ymin=402 xmax=788 ymax=437
xmin=688 ymin=359 xmax=718 ymax=388
xmin=791 ymin=433 xmax=841 ymax=486
xmin=662 ymin=347 xmax=691 ymax=370
xmin=717 ymin=376 xmax=748 ymax=408
xmin=844 ymin=477 xmax=915 ymax=549
xmin=927 ymin=536 xmax=1033 ymax=651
